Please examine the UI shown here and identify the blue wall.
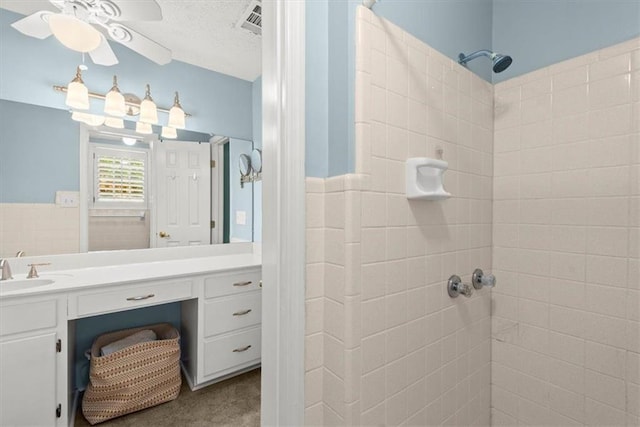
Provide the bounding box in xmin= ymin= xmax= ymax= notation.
xmin=492 ymin=0 xmax=640 ymax=83
xmin=0 ymin=9 xmax=253 ymax=139
xmin=0 ymin=101 xmax=79 ymax=203
xmin=373 ymin=0 xmax=494 ymax=81
xmin=229 ymin=137 xmax=255 ymax=242
xmin=305 ymin=0 xmax=330 ymax=177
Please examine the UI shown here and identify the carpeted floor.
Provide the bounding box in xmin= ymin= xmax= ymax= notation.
xmin=75 ymin=368 xmax=261 ymax=427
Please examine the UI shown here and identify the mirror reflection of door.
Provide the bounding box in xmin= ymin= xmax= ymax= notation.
xmin=153 ymin=141 xmax=211 ymax=247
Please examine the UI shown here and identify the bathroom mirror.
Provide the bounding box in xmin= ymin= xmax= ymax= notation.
xmin=0 ymin=5 xmax=262 ymax=257
xmin=250 ymin=148 xmax=262 ymax=174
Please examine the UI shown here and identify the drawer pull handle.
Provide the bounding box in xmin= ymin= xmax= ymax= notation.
xmin=233 ymin=309 xmax=252 ymax=316
xmin=233 ymin=281 xmax=252 ymax=287
xmin=233 ymin=345 xmax=252 ymax=353
xmin=126 ymin=294 xmax=155 ymax=301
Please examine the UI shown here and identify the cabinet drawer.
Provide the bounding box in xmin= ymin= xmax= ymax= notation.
xmin=0 ymin=300 xmax=57 ymax=337
xmin=204 ymin=292 xmax=261 ymax=338
xmin=203 ymin=327 xmax=261 ymax=377
xmin=75 ymin=280 xmax=194 ymax=317
xmin=204 ymin=269 xmax=261 ymax=299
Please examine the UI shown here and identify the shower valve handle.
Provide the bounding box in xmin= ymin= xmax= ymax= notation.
xmin=448 ymin=275 xmax=473 ymax=298
xmin=472 ymin=269 xmax=496 ymax=290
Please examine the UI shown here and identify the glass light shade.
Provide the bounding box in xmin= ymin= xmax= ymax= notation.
xmin=139 ymin=84 xmax=158 ymax=124
xmin=48 ymin=14 xmax=101 ymax=53
xmin=104 ymin=117 xmax=124 ymax=129
xmin=161 ymin=126 xmax=177 ymax=139
xmin=168 ymin=92 xmax=186 ymax=129
xmin=135 ymin=121 xmax=153 ymax=135
xmin=122 ymin=137 xmax=137 ymax=146
xmin=139 ymin=98 xmax=158 ymax=124
xmin=168 ymin=105 xmax=185 ymax=129
xmin=66 ymin=80 xmax=89 ymax=110
xmin=104 ymin=89 xmax=126 ymax=117
xmin=71 ymin=111 xmax=105 ymax=126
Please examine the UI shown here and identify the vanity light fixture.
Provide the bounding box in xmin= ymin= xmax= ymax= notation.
xmin=139 ymin=84 xmax=158 ymax=124
xmin=55 ymin=74 xmax=190 ymax=131
xmin=104 ymin=116 xmax=124 ymax=129
xmin=65 ymin=66 xmax=90 ymax=110
xmin=161 ymin=126 xmax=177 ymax=139
xmin=168 ymin=92 xmax=185 ymax=129
xmin=135 ymin=121 xmax=153 ymax=135
xmin=71 ymin=111 xmax=105 ymax=126
xmin=104 ymin=76 xmax=126 ymax=117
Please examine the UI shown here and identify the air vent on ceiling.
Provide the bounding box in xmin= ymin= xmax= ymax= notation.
xmin=237 ymin=0 xmax=261 ymax=35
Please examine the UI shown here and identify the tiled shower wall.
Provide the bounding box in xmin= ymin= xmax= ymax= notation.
xmin=305 ymin=6 xmax=494 ymax=425
xmin=0 ymin=203 xmax=79 ymax=257
xmin=491 ymin=38 xmax=640 ymax=426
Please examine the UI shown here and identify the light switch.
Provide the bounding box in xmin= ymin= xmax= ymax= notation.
xmin=236 ymin=210 xmax=247 ymax=225
xmin=55 ymin=191 xmax=79 ymax=207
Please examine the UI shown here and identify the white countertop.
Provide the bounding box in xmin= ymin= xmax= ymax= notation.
xmin=0 ymin=251 xmax=261 ymax=299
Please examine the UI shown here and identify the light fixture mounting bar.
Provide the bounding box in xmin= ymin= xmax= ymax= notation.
xmin=52 ymin=85 xmax=192 ymax=116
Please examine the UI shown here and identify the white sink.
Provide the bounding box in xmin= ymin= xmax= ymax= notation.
xmin=0 ymin=278 xmax=54 ymax=293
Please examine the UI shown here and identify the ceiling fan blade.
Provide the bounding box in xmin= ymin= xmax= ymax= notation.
xmin=108 ymin=24 xmax=171 ymax=65
xmin=98 ymin=0 xmax=163 ymax=22
xmin=89 ymin=36 xmax=119 ymax=66
xmin=10 ymin=11 xmax=53 ymax=39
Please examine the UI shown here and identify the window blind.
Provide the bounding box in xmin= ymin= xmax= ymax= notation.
xmin=91 ymin=146 xmax=148 ymax=208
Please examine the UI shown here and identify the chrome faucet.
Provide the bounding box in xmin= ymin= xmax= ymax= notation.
xmin=0 ymin=259 xmax=13 ymax=281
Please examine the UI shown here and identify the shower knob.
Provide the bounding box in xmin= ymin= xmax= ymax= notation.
xmin=448 ymin=275 xmax=473 ymax=298
xmin=472 ymin=268 xmax=496 ymax=290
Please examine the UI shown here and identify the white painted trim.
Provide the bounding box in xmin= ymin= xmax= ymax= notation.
xmin=261 ymin=1 xmax=306 ymax=426
xmin=79 ymin=126 xmax=89 ymax=252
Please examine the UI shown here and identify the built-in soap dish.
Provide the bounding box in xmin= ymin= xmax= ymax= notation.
xmin=406 ymin=157 xmax=451 ymax=200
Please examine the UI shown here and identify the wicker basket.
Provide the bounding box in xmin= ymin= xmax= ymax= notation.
xmin=82 ymin=323 xmax=181 ymax=425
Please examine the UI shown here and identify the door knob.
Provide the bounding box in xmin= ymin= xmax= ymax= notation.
xmin=159 ymin=231 xmax=171 ymax=238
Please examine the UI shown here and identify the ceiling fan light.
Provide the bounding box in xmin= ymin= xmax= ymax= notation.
xmin=104 ymin=117 xmax=124 ymax=129
xmin=71 ymin=111 xmax=105 ymax=127
xmin=161 ymin=126 xmax=177 ymax=139
xmin=48 ymin=14 xmax=101 ymax=53
xmin=104 ymin=76 xmax=126 ymax=117
xmin=139 ymin=84 xmax=158 ymax=124
xmin=168 ymin=92 xmax=186 ymax=129
xmin=135 ymin=121 xmax=153 ymax=135
xmin=66 ymin=67 xmax=89 ymax=110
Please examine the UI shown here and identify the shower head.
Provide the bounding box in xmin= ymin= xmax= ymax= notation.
xmin=458 ymin=50 xmax=513 ymax=73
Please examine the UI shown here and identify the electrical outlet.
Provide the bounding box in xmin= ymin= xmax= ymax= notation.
xmin=236 ymin=210 xmax=247 ymax=225
xmin=55 ymin=191 xmax=79 ymax=207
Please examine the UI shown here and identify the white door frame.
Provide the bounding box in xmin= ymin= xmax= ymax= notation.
xmin=261 ymin=1 xmax=306 ymax=425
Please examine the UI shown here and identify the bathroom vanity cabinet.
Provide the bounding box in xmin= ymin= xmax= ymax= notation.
xmin=0 ymin=295 xmax=67 ymax=427
xmin=0 ymin=251 xmax=261 ymax=427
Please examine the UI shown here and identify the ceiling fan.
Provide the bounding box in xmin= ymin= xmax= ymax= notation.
xmin=10 ymin=0 xmax=172 ymax=66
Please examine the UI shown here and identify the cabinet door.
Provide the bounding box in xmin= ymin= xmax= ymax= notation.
xmin=0 ymin=333 xmax=57 ymax=426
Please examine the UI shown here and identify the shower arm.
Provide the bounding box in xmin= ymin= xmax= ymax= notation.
xmin=458 ymin=50 xmax=495 ymax=65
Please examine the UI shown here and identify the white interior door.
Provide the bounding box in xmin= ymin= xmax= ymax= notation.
xmin=154 ymin=141 xmax=211 ymax=247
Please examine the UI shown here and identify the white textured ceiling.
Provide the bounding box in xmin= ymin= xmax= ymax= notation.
xmin=0 ymin=0 xmax=262 ymax=81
